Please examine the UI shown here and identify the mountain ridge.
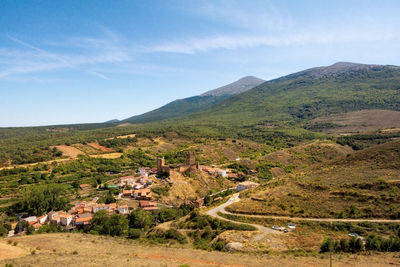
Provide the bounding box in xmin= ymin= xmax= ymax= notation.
xmin=122 ymin=76 xmax=265 ymax=124
xmin=175 ymin=62 xmax=400 ymax=127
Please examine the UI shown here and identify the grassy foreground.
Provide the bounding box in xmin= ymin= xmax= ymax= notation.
xmin=1 ymin=233 xmax=400 ymax=267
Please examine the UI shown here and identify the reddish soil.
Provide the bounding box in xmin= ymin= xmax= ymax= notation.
xmin=87 ymin=143 xmax=113 ymax=152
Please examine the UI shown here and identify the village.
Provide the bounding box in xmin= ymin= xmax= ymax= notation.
xmin=10 ymin=152 xmax=260 ymax=236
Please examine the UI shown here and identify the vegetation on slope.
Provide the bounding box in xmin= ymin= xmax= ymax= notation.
xmin=227 ymin=140 xmax=400 ymax=219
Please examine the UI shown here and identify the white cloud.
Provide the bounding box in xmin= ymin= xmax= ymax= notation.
xmin=149 ymin=27 xmax=400 ymax=54
xmin=0 ymin=30 xmax=131 ymax=80
xmin=193 ymin=0 xmax=294 ymax=31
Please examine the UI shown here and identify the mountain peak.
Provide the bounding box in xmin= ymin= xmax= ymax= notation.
xmin=298 ymin=62 xmax=400 ymax=79
xmin=201 ymin=76 xmax=265 ymax=97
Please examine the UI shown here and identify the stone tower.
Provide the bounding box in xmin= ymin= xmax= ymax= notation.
xmin=157 ymin=157 xmax=165 ymax=173
xmin=186 ymin=152 xmax=196 ymax=166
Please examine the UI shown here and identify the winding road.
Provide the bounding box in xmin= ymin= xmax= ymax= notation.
xmin=206 ymin=193 xmax=282 ymax=241
xmin=206 ymin=193 xmax=400 ymax=228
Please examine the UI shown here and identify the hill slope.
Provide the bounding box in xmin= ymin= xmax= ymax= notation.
xmin=122 ymin=76 xmax=265 ymax=124
xmin=227 ymin=139 xmax=400 ymax=219
xmin=184 ymin=62 xmax=400 ymax=126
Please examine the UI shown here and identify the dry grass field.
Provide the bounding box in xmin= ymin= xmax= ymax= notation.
xmin=310 ymin=109 xmax=400 ymax=134
xmin=89 ymin=152 xmax=123 ymax=159
xmin=154 ymin=170 xmax=234 ymax=205
xmin=1 ymin=233 xmax=399 ymax=267
xmin=227 ymin=140 xmax=400 ymax=219
xmin=51 ymin=145 xmax=84 ymax=158
xmin=106 ymin=133 xmax=137 ymax=140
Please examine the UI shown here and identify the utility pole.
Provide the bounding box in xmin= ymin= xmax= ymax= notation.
xmin=18 ymin=214 xmax=22 ymax=233
xmin=330 ymin=221 xmax=333 ymax=267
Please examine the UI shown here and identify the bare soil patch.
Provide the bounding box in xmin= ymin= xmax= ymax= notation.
xmin=106 ymin=134 xmax=136 ymax=140
xmin=87 ymin=142 xmax=113 ymax=152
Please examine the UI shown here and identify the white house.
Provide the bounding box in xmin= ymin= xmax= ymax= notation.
xmin=218 ymin=170 xmax=228 ymax=178
xmin=117 ymin=205 xmax=129 ymax=215
xmin=93 ymin=205 xmax=110 ymax=213
xmin=59 ymin=214 xmax=73 ymax=226
xmin=37 ymin=214 xmax=48 ymax=224
xmin=23 ymin=216 xmax=37 ymax=224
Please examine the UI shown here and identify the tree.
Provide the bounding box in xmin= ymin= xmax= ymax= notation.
xmin=349 ymin=236 xmax=364 ymax=253
xmin=89 ymin=211 xmax=128 ymax=236
xmin=128 ymin=210 xmax=155 ymax=230
xmin=0 ymin=224 xmax=8 ymax=237
xmin=320 ymin=237 xmax=336 ymax=253
xmin=10 ymin=184 xmax=71 ymax=216
xmin=108 ymin=214 xmax=129 ymax=236
xmin=337 ymin=238 xmax=349 ymax=252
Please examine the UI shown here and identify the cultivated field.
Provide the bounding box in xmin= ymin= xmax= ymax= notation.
xmin=1 ymin=233 xmax=399 ymax=267
xmin=87 ymin=142 xmax=114 ymax=152
xmin=89 ymin=152 xmax=123 ymax=159
xmin=51 ymin=145 xmax=84 ymax=158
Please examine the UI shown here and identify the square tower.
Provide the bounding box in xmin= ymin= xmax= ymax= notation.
xmin=186 ymin=152 xmax=196 ymax=166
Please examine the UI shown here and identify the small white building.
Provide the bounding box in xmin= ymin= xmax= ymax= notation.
xmin=117 ymin=205 xmax=129 ymax=215
xmin=23 ymin=216 xmax=37 ymax=224
xmin=59 ymin=214 xmax=73 ymax=226
xmin=37 ymin=214 xmax=48 ymax=224
xmin=93 ymin=204 xmax=110 ymax=213
xmin=218 ymin=170 xmax=228 ymax=178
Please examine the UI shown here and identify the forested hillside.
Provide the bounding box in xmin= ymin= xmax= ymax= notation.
xmin=184 ymin=62 xmax=400 ymax=126
xmin=123 ymin=76 xmax=264 ymax=124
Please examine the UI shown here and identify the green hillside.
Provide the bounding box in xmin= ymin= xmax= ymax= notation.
xmin=185 ymin=62 xmax=400 ymax=126
xmin=123 ymin=95 xmax=231 ymax=124
xmin=122 ymin=76 xmax=264 ymax=124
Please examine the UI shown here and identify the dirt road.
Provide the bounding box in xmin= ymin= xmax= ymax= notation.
xmin=206 ymin=193 xmax=282 ymax=240
xmin=214 ymin=194 xmax=400 ymax=224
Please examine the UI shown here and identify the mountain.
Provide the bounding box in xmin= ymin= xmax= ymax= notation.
xmin=122 ymin=76 xmax=265 ymax=124
xmin=104 ymin=119 xmax=120 ymax=123
xmin=201 ymin=76 xmax=265 ymax=96
xmin=182 ymin=62 xmax=400 ymax=127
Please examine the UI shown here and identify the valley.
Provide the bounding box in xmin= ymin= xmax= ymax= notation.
xmin=1 ymin=62 xmax=400 ymax=266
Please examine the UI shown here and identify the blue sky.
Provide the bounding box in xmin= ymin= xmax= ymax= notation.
xmin=1 ymin=0 xmax=400 ymax=127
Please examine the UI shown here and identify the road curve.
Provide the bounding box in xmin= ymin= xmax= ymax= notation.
xmin=206 ymin=193 xmax=282 ymax=240
xmin=207 ymin=193 xmax=400 ymax=226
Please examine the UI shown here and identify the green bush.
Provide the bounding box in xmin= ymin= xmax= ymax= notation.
xmin=128 ymin=228 xmax=143 ymax=239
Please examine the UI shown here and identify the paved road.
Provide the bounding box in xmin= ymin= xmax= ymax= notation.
xmin=206 ymin=193 xmax=282 ymax=240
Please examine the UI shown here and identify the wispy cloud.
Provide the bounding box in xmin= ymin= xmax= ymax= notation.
xmin=87 ymin=70 xmax=109 ymax=80
xmin=149 ymin=27 xmax=400 ymax=54
xmin=193 ymin=0 xmax=294 ymax=31
xmin=0 ymin=29 xmax=131 ymax=80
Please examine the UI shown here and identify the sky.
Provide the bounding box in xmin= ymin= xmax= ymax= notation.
xmin=1 ymin=0 xmax=400 ymax=127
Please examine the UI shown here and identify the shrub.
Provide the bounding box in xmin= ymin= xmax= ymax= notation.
xmin=128 ymin=228 xmax=143 ymax=239
xmin=320 ymin=238 xmax=335 ymax=253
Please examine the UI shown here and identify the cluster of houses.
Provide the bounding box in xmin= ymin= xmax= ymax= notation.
xmin=21 ymin=198 xmax=129 ymax=231
xmin=117 ymin=175 xmax=153 ymax=199
xmin=21 ymin=196 xmax=161 ymax=232
xmin=17 ymin=154 xmax=262 ymax=234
